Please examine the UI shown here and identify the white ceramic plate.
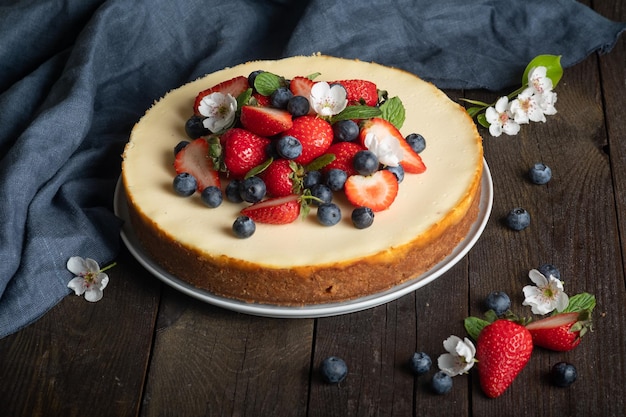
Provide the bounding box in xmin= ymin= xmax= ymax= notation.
xmin=114 ymin=160 xmax=493 ymax=318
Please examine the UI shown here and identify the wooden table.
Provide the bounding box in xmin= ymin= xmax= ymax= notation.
xmin=2 ymin=3 xmax=625 ymax=416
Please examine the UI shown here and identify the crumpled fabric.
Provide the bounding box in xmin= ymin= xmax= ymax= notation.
xmin=0 ymin=0 xmax=624 ymax=338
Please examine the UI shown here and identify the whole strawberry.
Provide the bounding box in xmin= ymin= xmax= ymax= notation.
xmin=476 ymin=319 xmax=533 ymax=398
xmin=221 ymin=128 xmax=271 ymax=179
xmin=281 ymin=115 xmax=333 ymax=165
xmin=260 ymin=159 xmax=303 ymax=197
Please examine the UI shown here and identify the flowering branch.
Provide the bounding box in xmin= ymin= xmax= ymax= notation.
xmin=461 ymin=55 xmax=564 ymax=137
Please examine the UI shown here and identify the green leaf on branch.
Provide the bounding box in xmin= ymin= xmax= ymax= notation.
xmin=477 ymin=113 xmax=490 ymax=128
xmin=522 ymin=54 xmax=563 ymax=88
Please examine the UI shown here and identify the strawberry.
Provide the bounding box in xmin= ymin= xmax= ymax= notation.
xmin=252 ymin=92 xmax=271 ymax=107
xmin=321 ymin=142 xmax=366 ymax=176
xmin=282 ymin=115 xmax=333 ymax=165
xmin=173 ymin=138 xmax=221 ymax=191
xmin=221 ymin=128 xmax=271 ymax=179
xmin=525 ymin=311 xmax=593 ymax=352
xmin=359 ymin=118 xmax=426 ymax=174
xmin=241 ymin=194 xmax=301 ymax=224
xmin=193 ymin=76 xmax=249 ymax=115
xmin=260 ymin=159 xmax=303 ymax=197
xmin=476 ymin=319 xmax=533 ymax=399
xmin=334 ymin=79 xmax=378 ymax=106
xmin=344 ymin=169 xmax=399 ymax=212
xmin=240 ymin=105 xmax=293 ymax=137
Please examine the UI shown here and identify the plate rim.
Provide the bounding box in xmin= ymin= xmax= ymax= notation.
xmin=114 ymin=159 xmax=493 ymax=318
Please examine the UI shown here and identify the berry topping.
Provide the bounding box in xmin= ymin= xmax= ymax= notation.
xmin=505 ymin=207 xmax=531 ymax=230
xmin=332 ymin=119 xmax=360 ymax=142
xmin=289 ymin=76 xmax=315 ymax=101
xmin=193 ymin=75 xmax=249 ymax=115
xmin=282 ymin=115 xmax=334 ymax=165
xmin=344 ymin=169 xmax=399 ymax=212
xmin=359 ymin=118 xmax=426 ymax=174
xmin=238 ymin=176 xmax=267 ymax=203
xmin=484 ymin=291 xmax=511 ymax=316
xmin=275 ymin=135 xmax=303 ymax=160
xmin=260 ymin=159 xmax=301 ymax=198
xmin=173 ymin=138 xmax=220 ymax=191
xmin=351 ymin=206 xmax=375 ymax=229
xmin=550 ymin=362 xmax=577 ymax=387
xmin=320 ymin=356 xmax=348 ymax=384
xmin=225 ymin=180 xmax=243 ymax=203
xmin=528 ymin=162 xmax=552 ymax=184
xmin=172 ymin=173 xmax=197 ymax=197
xmin=232 ymin=215 xmax=256 ymax=238
xmin=240 ymin=194 xmax=302 ymax=225
xmin=316 ymin=202 xmax=342 ymax=226
xmin=405 ymin=133 xmax=426 ymax=153
xmin=476 ymin=319 xmax=533 ymax=398
xmin=185 ymin=115 xmax=210 ymax=139
xmin=286 ymin=95 xmax=311 ymax=117
xmin=333 ymin=79 xmax=378 ymax=106
xmin=239 ymin=105 xmax=293 ymax=137
xmin=353 ymin=150 xmax=380 ymax=176
xmin=221 ymin=128 xmax=271 ymax=179
xmin=200 ymin=185 xmax=223 ymax=208
xmin=309 ymin=183 xmax=333 ymax=206
xmin=325 ymin=168 xmax=348 ymax=191
xmin=409 ymin=351 xmax=432 ymax=376
xmin=270 ymin=86 xmax=294 ymax=109
xmin=320 ymin=141 xmax=365 ymax=177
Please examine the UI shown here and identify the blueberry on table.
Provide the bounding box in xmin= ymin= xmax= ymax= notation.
xmin=320 ymin=356 xmax=348 ymax=384
xmin=430 ymin=371 xmax=453 ymax=394
xmin=529 ymin=163 xmax=552 ymax=184
xmin=538 ymin=263 xmax=561 ymax=279
xmin=505 ymin=207 xmax=531 ymax=231
xmin=550 ymin=362 xmax=577 ymax=387
xmin=232 ymin=216 xmax=256 ymax=238
xmin=173 ymin=173 xmax=197 ymax=197
xmin=484 ymin=291 xmax=511 ymax=316
xmin=317 ymin=203 xmax=342 ymax=226
xmin=409 ymin=352 xmax=432 ymax=376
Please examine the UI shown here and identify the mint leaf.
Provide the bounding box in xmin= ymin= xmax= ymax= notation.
xmin=237 ymin=88 xmax=253 ymax=109
xmin=254 ymin=72 xmax=283 ymax=96
xmin=522 ymin=54 xmax=563 ymax=88
xmin=464 ymin=316 xmax=490 ymax=341
xmin=305 ymin=153 xmax=336 ymax=171
xmin=331 ymin=105 xmax=381 ymax=123
xmin=380 ymin=96 xmax=405 ymax=129
xmin=561 ymin=292 xmax=596 ymax=314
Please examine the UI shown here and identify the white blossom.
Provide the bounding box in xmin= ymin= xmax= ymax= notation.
xmin=437 ymin=335 xmax=476 ymax=376
xmin=485 ymin=96 xmax=520 ymax=137
xmin=198 ymin=92 xmax=237 ymax=132
xmin=522 ymin=269 xmax=569 ymax=315
xmin=309 ymin=81 xmax=347 ymax=117
xmin=67 ymin=256 xmax=110 ymax=302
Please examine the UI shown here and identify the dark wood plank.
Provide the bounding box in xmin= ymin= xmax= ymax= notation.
xmin=0 ymin=249 xmax=160 ymax=417
xmin=139 ymin=287 xmax=314 ymax=417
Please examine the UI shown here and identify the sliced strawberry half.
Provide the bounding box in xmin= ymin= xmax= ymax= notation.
xmin=241 ymin=194 xmax=301 ymax=225
xmin=193 ymin=76 xmax=249 ymax=115
xmin=173 ymin=138 xmax=220 ymax=191
xmin=344 ymin=169 xmax=399 ymax=212
xmin=359 ymin=118 xmax=426 ymax=174
xmin=333 ymin=79 xmax=378 ymax=106
xmin=240 ymin=105 xmax=293 ymax=137
xmin=526 ymin=311 xmax=593 ymax=352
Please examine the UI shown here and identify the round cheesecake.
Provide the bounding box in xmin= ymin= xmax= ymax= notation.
xmin=121 ymin=55 xmax=484 ymax=305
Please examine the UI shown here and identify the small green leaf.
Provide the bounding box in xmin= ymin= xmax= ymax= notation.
xmin=237 ymin=88 xmax=253 ymax=109
xmin=380 ymin=96 xmax=405 ymax=129
xmin=477 ymin=113 xmax=490 ymax=128
xmin=522 ymin=54 xmax=563 ymax=88
xmin=306 ymin=72 xmax=321 ymax=80
xmin=464 ymin=316 xmax=490 ymax=341
xmin=561 ymin=292 xmax=596 ymax=314
xmin=245 ymin=157 xmax=273 ymax=178
xmin=466 ymin=106 xmax=485 ymax=118
xmin=254 ymin=72 xmax=283 ymax=96
xmin=331 ymin=105 xmax=382 ymax=123
xmin=305 ymin=153 xmax=335 ymax=171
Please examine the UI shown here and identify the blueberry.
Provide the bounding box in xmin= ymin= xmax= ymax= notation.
xmin=405 ymin=133 xmax=426 ymax=154
xmin=351 ymin=207 xmax=375 ymax=229
xmin=271 ymin=86 xmax=294 ymax=109
xmin=232 ymin=216 xmax=256 ymax=239
xmin=320 ymin=356 xmax=348 ymax=384
xmin=409 ymin=352 xmax=432 ymax=376
xmin=287 ymin=95 xmax=310 ymax=117
xmin=384 ymin=164 xmax=404 ymax=183
xmin=430 ymin=371 xmax=453 ymax=395
xmin=505 ymin=207 xmax=531 ymax=231
xmin=317 ymin=203 xmax=342 ymax=226
xmin=247 ymin=70 xmax=264 ymax=89
xmin=326 ymin=168 xmax=348 ymax=191
xmin=303 ymin=170 xmax=323 ymax=189
xmin=174 ymin=140 xmax=190 ymax=155
xmin=276 ymin=135 xmax=303 ymax=160
xmin=550 ymin=362 xmax=577 ymax=388
xmin=201 ymin=185 xmax=223 ymax=208
xmin=185 ymin=115 xmax=209 ymax=139
xmin=538 ymin=263 xmax=561 ymax=280
xmin=332 ymin=119 xmax=359 ymax=142
xmin=173 ymin=173 xmax=197 ymax=197
xmin=225 ymin=180 xmax=244 ymax=203
xmin=353 ymin=150 xmax=379 ymax=176
xmin=239 ymin=176 xmax=266 ymax=203
xmin=529 ymin=163 xmax=552 ymax=185
xmin=310 ymin=184 xmax=333 ymax=206
xmin=484 ymin=291 xmax=511 ymax=316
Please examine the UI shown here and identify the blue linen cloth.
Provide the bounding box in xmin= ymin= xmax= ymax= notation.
xmin=0 ymin=0 xmax=624 ymax=338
